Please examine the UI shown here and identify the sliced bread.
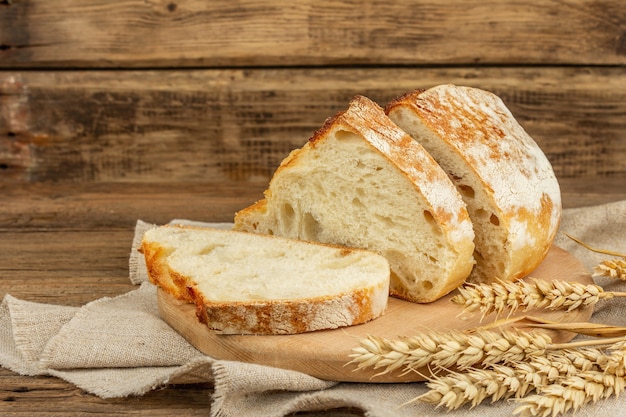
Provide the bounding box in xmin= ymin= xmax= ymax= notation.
xmin=234 ymin=95 xmax=475 ymax=303
xmin=140 ymin=225 xmax=390 ymax=335
xmin=385 ymin=84 xmax=562 ymax=284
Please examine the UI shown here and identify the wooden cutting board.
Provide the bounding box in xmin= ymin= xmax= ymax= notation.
xmin=157 ymin=245 xmax=594 ymax=382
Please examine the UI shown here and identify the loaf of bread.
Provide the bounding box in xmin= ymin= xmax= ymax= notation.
xmin=140 ymin=225 xmax=390 ymax=335
xmin=385 ymin=84 xmax=562 ymax=284
xmin=234 ymin=95 xmax=476 ymax=303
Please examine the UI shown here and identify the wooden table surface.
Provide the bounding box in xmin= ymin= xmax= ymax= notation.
xmin=2 ymin=0 xmax=626 ymax=415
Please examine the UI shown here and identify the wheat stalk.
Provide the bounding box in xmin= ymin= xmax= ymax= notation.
xmin=349 ymin=327 xmax=626 ymax=416
xmin=522 ymin=315 xmax=626 ymax=338
xmin=349 ymin=329 xmax=626 ymax=377
xmin=567 ymin=234 xmax=626 ymax=281
xmin=451 ymin=278 xmax=623 ymax=318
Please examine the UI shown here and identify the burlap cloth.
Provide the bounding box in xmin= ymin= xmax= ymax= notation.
xmin=1 ymin=200 xmax=625 ymax=417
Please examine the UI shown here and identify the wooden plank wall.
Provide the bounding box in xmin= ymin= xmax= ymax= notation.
xmin=1 ymin=0 xmax=625 ymax=207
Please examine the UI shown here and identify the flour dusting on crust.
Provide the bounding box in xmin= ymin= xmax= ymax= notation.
xmin=340 ymin=96 xmax=474 ymax=242
xmin=413 ymin=85 xmax=561 ymax=219
xmin=385 ymin=84 xmax=562 ymax=284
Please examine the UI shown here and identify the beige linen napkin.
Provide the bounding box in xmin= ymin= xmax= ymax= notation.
xmin=1 ymin=200 xmax=625 ymax=417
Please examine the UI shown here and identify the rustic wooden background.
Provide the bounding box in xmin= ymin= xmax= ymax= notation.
xmin=1 ymin=0 xmax=625 ymax=415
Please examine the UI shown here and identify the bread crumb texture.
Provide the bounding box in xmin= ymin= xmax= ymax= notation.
xmin=235 ymin=95 xmax=476 ymax=303
xmin=142 ymin=225 xmax=389 ymax=334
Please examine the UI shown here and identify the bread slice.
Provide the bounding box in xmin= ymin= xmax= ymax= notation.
xmin=234 ymin=95 xmax=475 ymax=303
xmin=385 ymin=84 xmax=562 ymax=284
xmin=140 ymin=225 xmax=390 ymax=335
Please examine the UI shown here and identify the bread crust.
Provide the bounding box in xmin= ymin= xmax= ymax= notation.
xmin=311 ymin=96 xmax=464 ymax=217
xmin=141 ymin=225 xmax=389 ymax=335
xmin=189 ymin=279 xmax=388 ymax=335
xmin=386 ymin=85 xmax=562 ymax=283
xmin=141 ymin=242 xmax=192 ymax=302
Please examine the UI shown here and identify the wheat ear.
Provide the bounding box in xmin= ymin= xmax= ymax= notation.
xmin=348 ymin=328 xmax=552 ymax=376
xmin=416 ymin=341 xmax=626 ymax=413
xmin=415 ymin=348 xmax=606 ymax=411
xmin=513 ymin=371 xmax=626 ymax=417
xmin=451 ymin=278 xmax=625 ymax=318
xmin=594 ymin=259 xmax=626 ymax=280
xmin=415 ymin=365 xmax=530 ymax=410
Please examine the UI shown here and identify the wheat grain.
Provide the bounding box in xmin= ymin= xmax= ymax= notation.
xmin=452 ymin=281 xmax=525 ymax=318
xmin=594 ymin=341 xmax=626 ymax=377
xmin=560 ymin=348 xmax=601 ymax=373
xmin=348 ymin=328 xmax=552 ymax=376
xmin=415 ymin=343 xmax=624 ymax=413
xmin=513 ymin=371 xmax=626 ymax=417
xmin=350 ymin=331 xmax=626 ymax=380
xmin=347 ymin=335 xmax=411 ymax=375
xmin=416 ymin=350 xmax=600 ymax=411
xmin=512 ymin=342 xmax=626 ymax=416
xmin=415 ymin=365 xmax=529 ymax=410
xmin=351 ymin=331 xmax=626 ymax=416
xmin=594 ymin=258 xmax=626 ymax=280
xmin=451 ymin=278 xmax=615 ymax=317
xmin=478 ymin=328 xmax=551 ymax=366
xmin=525 ymin=355 xmax=577 ymax=383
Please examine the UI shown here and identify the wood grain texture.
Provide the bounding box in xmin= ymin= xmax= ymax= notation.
xmin=0 ymin=0 xmax=624 ymax=415
xmin=0 ymin=182 xmax=266 ymax=230
xmin=0 ymin=373 xmax=215 ymax=416
xmin=1 ymin=0 xmax=625 ymax=68
xmin=1 ymin=67 xmax=625 ymax=184
xmin=0 ymin=369 xmax=360 ymax=416
xmin=0 ymin=179 xmax=624 ymax=236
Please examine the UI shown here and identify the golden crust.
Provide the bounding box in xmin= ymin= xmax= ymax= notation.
xmin=233 ymin=199 xmax=267 ymax=232
xmin=194 ymin=283 xmax=386 ymax=335
xmin=141 ymin=226 xmax=389 ymax=335
xmin=504 ymin=194 xmax=560 ymax=281
xmin=386 ymin=85 xmax=562 ymax=283
xmin=141 ymin=241 xmax=191 ymax=302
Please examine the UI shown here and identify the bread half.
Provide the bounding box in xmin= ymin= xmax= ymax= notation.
xmin=234 ymin=95 xmax=475 ymax=303
xmin=141 ymin=225 xmax=390 ymax=335
xmin=386 ymin=84 xmax=562 ymax=284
